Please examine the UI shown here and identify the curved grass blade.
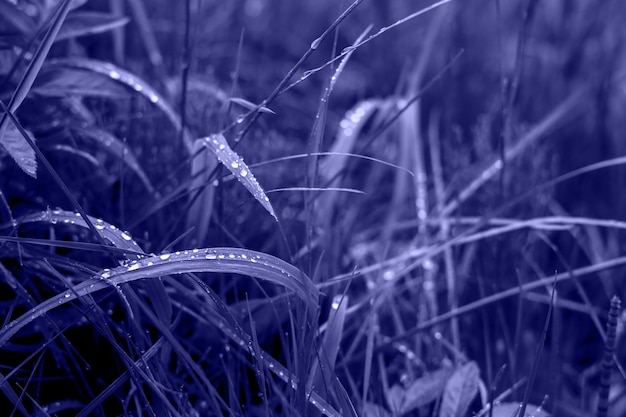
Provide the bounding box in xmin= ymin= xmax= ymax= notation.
xmin=0 ymin=247 xmax=318 ymax=347
xmin=202 ymin=134 xmax=277 ymax=220
xmin=70 ymin=126 xmax=156 ymax=194
xmin=50 ymin=144 xmax=103 ymax=168
xmin=56 ymin=12 xmax=129 ymax=41
xmin=44 ymin=58 xmax=192 ymax=152
xmin=33 ymin=66 xmax=131 ymax=98
xmin=320 ymin=99 xmax=379 ymax=183
xmin=18 ymin=209 xmax=144 ymax=259
xmin=0 ymin=0 xmax=73 ymax=177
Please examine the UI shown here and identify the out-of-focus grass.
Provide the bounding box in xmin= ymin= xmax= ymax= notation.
xmin=1 ymin=0 xmax=626 ymax=416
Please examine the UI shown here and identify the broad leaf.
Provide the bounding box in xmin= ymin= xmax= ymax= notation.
xmin=439 ymin=362 xmax=480 ymax=417
xmin=0 ymin=120 xmax=36 ymax=177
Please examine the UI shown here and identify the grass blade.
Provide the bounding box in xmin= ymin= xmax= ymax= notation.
xmin=0 ymin=247 xmax=318 ymax=347
xmin=43 ymin=58 xmax=192 ymax=152
xmin=0 ymin=0 xmax=73 ymax=176
xmin=18 ymin=209 xmax=144 ymax=258
xmin=202 ymin=133 xmax=277 ymax=220
xmin=56 ymin=12 xmax=129 ymax=41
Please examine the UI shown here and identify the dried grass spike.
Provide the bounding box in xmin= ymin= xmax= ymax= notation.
xmin=597 ymin=295 xmax=621 ymax=417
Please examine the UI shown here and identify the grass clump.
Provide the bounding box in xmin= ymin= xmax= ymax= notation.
xmin=2 ymin=0 xmax=626 ymax=416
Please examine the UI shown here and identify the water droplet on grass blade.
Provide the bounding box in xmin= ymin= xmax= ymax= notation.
xmin=310 ymin=36 xmax=322 ymax=49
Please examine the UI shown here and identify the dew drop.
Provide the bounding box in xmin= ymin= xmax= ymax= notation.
xmin=121 ymin=232 xmax=132 ymax=241
xmin=310 ymin=36 xmax=322 ymax=49
xmin=160 ymin=254 xmax=171 ymax=260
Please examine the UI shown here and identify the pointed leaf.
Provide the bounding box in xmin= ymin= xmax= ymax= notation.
xmin=57 ymin=12 xmax=129 ymax=41
xmin=490 ymin=402 xmax=551 ymax=417
xmin=202 ymin=134 xmax=277 ymax=220
xmin=229 ymin=97 xmax=275 ymax=114
xmin=439 ymin=362 xmax=480 ymax=417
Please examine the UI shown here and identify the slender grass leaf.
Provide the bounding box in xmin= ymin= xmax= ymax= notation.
xmin=43 ymin=58 xmax=192 ymax=152
xmin=50 ymin=144 xmax=102 ymax=168
xmin=33 ymin=66 xmax=131 ymax=98
xmin=229 ymin=97 xmax=275 ymax=115
xmin=126 ymin=0 xmax=163 ymax=67
xmin=202 ymin=134 xmax=277 ymax=220
xmin=310 ymin=295 xmax=348 ymax=392
xmin=305 ymin=25 xmax=370 ymax=193
xmin=0 ymin=0 xmax=73 ymax=177
xmin=439 ymin=362 xmax=480 ymax=417
xmin=57 ymin=12 xmax=129 ymax=41
xmin=490 ymin=402 xmax=551 ymax=417
xmin=18 ymin=209 xmax=144 ymax=258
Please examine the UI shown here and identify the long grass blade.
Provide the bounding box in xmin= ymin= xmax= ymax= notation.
xmin=0 ymin=0 xmax=73 ymax=176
